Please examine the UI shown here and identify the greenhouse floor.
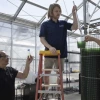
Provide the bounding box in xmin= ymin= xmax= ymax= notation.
xmin=46 ymin=93 xmax=81 ymax=100
xmin=64 ymin=92 xmax=81 ymax=100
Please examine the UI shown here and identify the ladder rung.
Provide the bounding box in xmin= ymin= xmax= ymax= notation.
xmin=39 ymin=50 xmax=60 ymax=56
xmin=40 ymin=74 xmax=60 ymax=77
xmin=42 ymin=84 xmax=60 ymax=87
xmin=38 ymin=90 xmax=61 ymax=94
xmin=42 ymin=69 xmax=59 ymax=71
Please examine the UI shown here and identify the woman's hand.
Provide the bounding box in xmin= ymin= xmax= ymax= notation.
xmin=85 ymin=35 xmax=94 ymax=42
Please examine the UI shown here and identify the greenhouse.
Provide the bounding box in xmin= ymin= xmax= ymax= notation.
xmin=0 ymin=0 xmax=100 ymax=100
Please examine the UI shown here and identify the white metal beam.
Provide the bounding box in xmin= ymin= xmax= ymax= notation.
xmin=0 ymin=13 xmax=39 ymax=29
xmin=88 ymin=0 xmax=100 ymax=9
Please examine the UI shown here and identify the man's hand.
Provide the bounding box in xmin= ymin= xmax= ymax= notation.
xmin=72 ymin=5 xmax=77 ymax=15
xmin=71 ymin=5 xmax=78 ymax=30
xmin=16 ymin=55 xmax=33 ymax=79
xmin=26 ymin=55 xmax=33 ymax=65
xmin=49 ymin=47 xmax=57 ymax=54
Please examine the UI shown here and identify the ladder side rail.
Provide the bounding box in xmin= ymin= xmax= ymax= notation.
xmin=39 ymin=55 xmax=43 ymax=100
xmin=35 ymin=54 xmax=42 ymax=100
xmin=58 ymin=54 xmax=64 ymax=100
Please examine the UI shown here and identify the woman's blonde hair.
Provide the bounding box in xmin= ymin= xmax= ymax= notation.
xmin=48 ymin=3 xmax=61 ymax=19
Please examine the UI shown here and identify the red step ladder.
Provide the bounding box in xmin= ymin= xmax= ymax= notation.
xmin=35 ymin=50 xmax=64 ymax=100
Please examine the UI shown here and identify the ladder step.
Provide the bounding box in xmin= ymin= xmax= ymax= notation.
xmin=42 ymin=69 xmax=59 ymax=71
xmin=40 ymin=74 xmax=60 ymax=77
xmin=42 ymin=84 xmax=60 ymax=87
xmin=38 ymin=90 xmax=61 ymax=94
xmin=39 ymin=50 xmax=60 ymax=56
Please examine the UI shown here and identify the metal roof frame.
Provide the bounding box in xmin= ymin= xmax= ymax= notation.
xmin=0 ymin=0 xmax=100 ymax=36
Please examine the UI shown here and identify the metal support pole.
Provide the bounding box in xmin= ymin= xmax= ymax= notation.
xmin=79 ymin=0 xmax=88 ymax=94
xmin=83 ymin=0 xmax=88 ymax=35
xmin=35 ymin=26 xmax=37 ymax=73
xmin=10 ymin=22 xmax=13 ymax=67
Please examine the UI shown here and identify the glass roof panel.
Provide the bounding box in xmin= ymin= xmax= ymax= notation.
xmin=18 ymin=3 xmax=47 ymax=22
xmin=57 ymin=0 xmax=82 ymax=15
xmin=0 ymin=0 xmax=22 ymax=15
xmin=0 ymin=23 xmax=11 ymax=38
xmin=77 ymin=7 xmax=83 ymax=21
xmin=89 ymin=2 xmax=100 ymax=21
xmin=28 ymin=0 xmax=56 ymax=8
